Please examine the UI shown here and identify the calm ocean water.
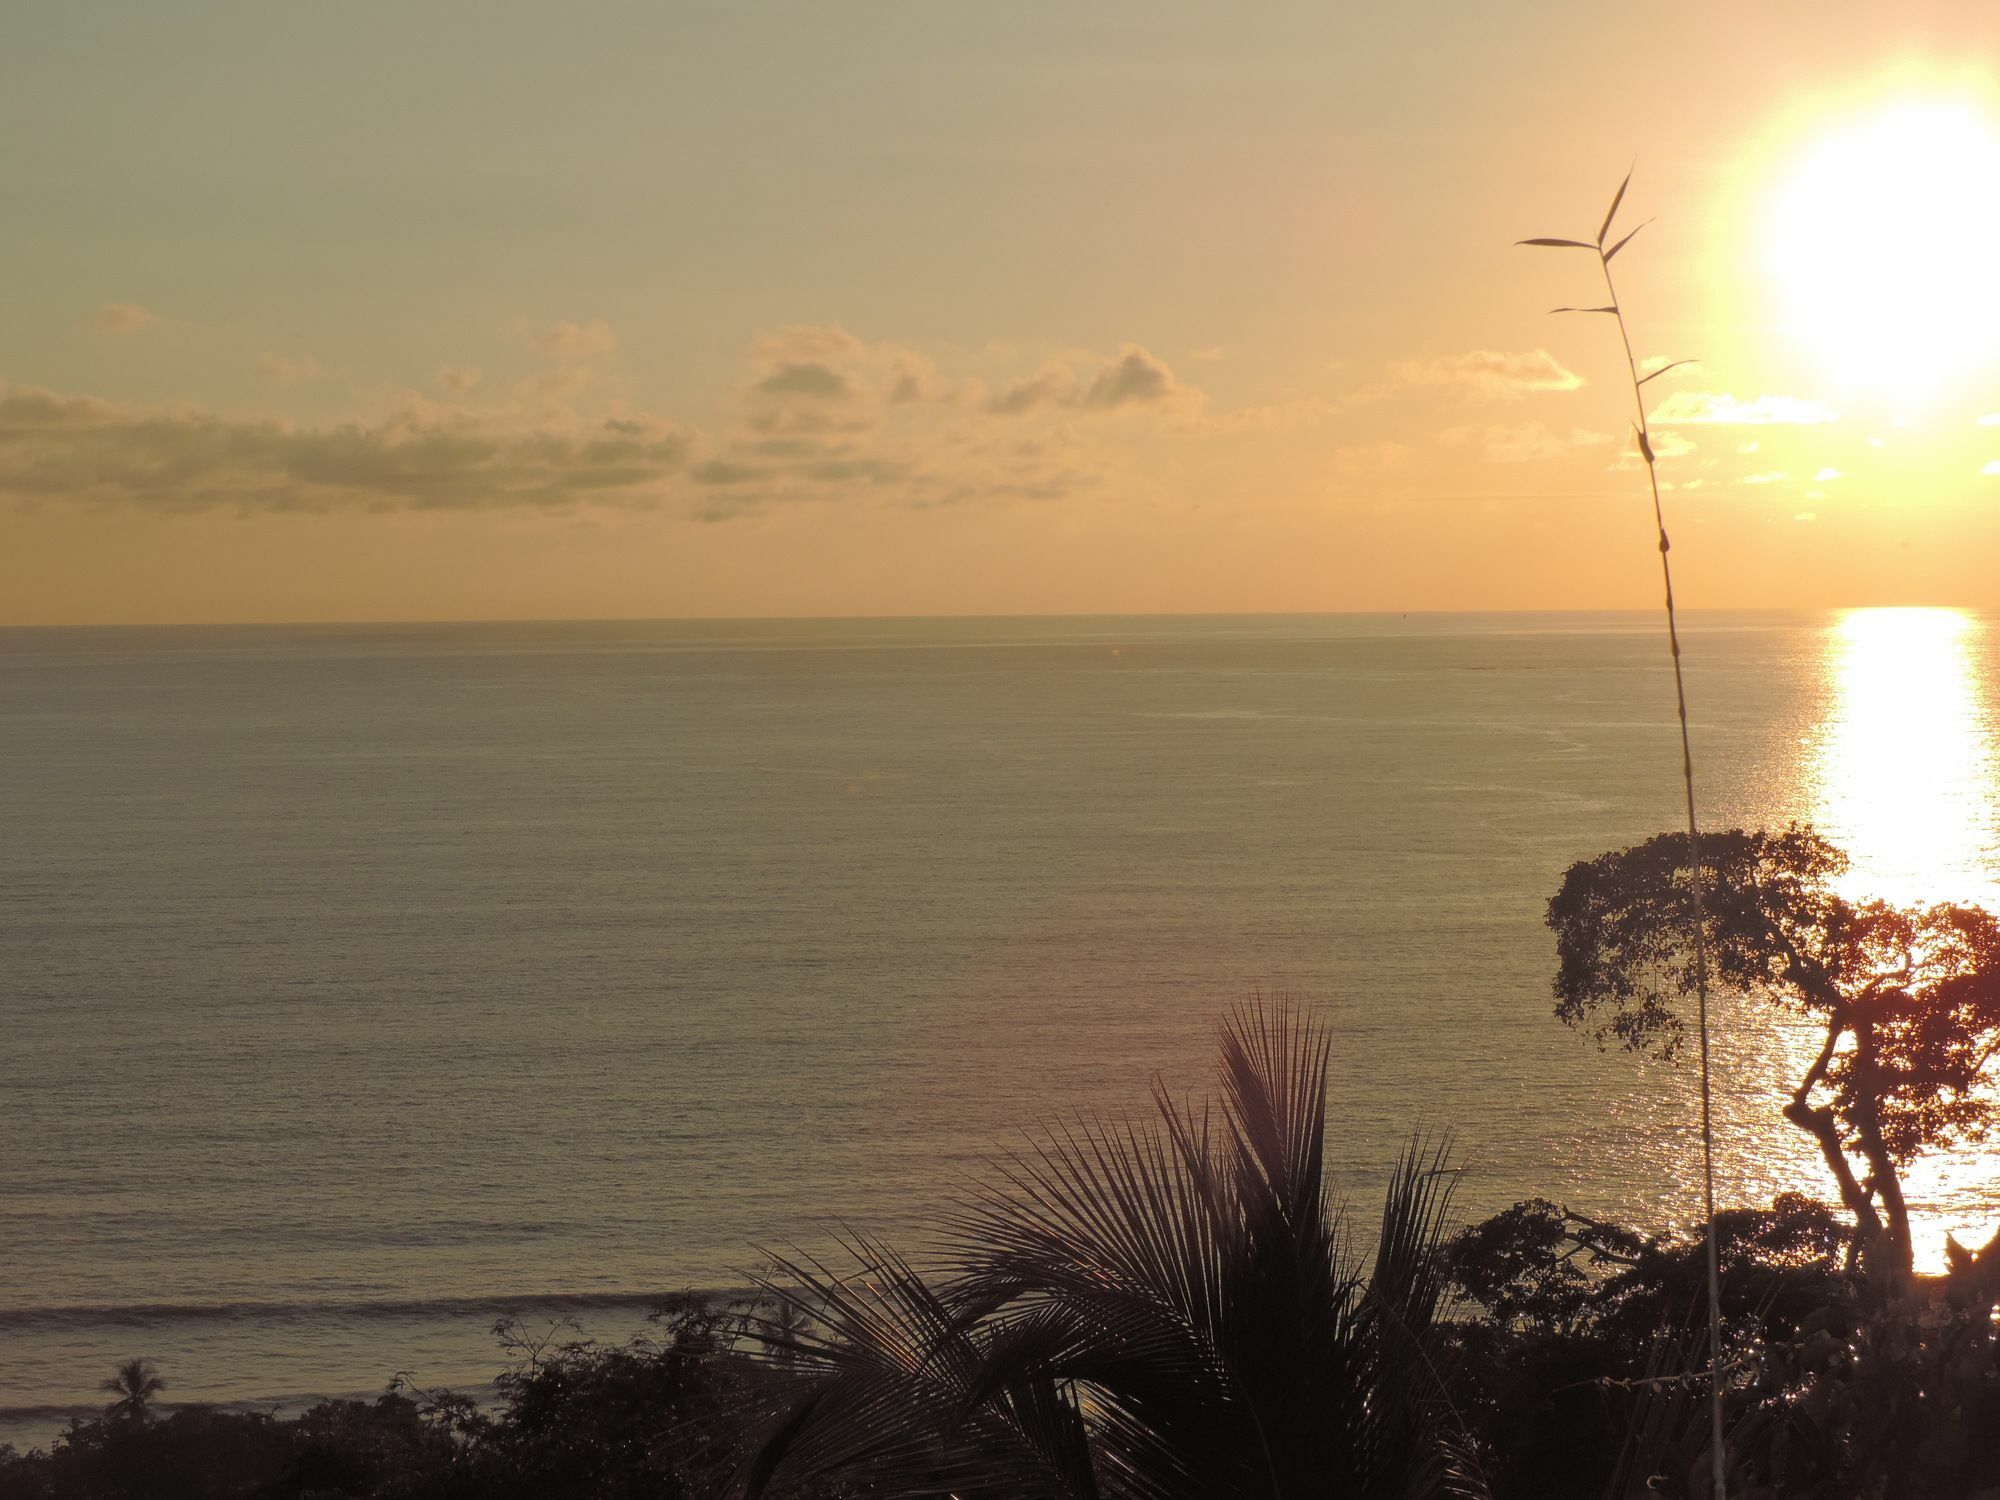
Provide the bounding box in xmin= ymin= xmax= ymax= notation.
xmin=4 ymin=610 xmax=1998 ymax=1445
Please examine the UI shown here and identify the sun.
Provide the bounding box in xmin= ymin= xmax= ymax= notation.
xmin=1768 ymin=99 xmax=2000 ymax=403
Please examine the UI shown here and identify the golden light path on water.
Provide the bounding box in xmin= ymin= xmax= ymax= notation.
xmin=1806 ymin=607 xmax=2000 ymax=1270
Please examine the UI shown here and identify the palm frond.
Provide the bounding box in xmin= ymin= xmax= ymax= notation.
xmin=737 ymin=1234 xmax=1099 ymax=1499
xmin=735 ymin=1002 xmax=1490 ymax=1500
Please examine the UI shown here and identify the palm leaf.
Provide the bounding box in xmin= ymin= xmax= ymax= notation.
xmin=736 ymin=1002 xmax=1491 ymax=1500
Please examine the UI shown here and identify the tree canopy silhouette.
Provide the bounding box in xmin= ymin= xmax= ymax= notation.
xmin=1547 ymin=825 xmax=2000 ymax=1277
xmin=100 ymin=1359 xmax=164 ymax=1424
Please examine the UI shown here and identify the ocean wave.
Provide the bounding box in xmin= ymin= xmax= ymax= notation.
xmin=0 ymin=1288 xmax=765 ymax=1334
xmin=0 ymin=1403 xmax=96 ymax=1425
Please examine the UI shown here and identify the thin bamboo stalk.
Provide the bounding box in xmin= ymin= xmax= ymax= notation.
xmin=1520 ymin=174 xmax=1727 ymax=1498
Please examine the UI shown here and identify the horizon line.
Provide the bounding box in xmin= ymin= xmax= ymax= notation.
xmin=0 ymin=603 xmax=1987 ymax=633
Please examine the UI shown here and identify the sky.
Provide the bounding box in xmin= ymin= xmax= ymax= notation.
xmin=10 ymin=0 xmax=2000 ymax=624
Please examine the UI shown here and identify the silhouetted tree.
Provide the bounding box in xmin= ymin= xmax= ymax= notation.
xmin=99 ymin=1360 xmax=163 ymax=1424
xmin=740 ymin=1001 xmax=1488 ymax=1499
xmin=1547 ymin=825 xmax=2000 ymax=1278
xmin=481 ymin=1303 xmax=753 ymax=1499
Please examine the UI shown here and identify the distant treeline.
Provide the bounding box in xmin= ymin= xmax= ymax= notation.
xmin=0 ymin=1303 xmax=754 ymax=1500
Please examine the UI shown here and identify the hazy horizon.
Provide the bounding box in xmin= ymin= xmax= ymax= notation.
xmin=5 ymin=601 xmax=1996 ymax=633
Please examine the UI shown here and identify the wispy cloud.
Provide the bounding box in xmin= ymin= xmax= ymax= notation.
xmin=93 ymin=302 xmax=159 ymax=335
xmin=985 ymin=346 xmax=1191 ymax=418
xmin=1082 ymin=347 xmax=1182 ymax=410
xmin=1650 ymin=392 xmax=1837 ymax=426
xmin=755 ymin=362 xmax=851 ymax=400
xmin=3 ymin=327 xmax=1227 ymax=523
xmin=988 ymin=364 xmax=1074 ymax=416
xmin=1387 ymin=348 xmax=1584 ymax=400
xmin=0 ymin=383 xmax=690 ymax=513
xmin=689 ymin=330 xmax=1199 ymax=518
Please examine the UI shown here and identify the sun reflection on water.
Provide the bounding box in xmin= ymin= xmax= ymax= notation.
xmin=1815 ymin=608 xmax=1999 ymax=909
xmin=1808 ymin=606 xmax=2000 ymax=1269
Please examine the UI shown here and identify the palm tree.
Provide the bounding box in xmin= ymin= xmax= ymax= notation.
xmin=740 ymin=1001 xmax=1488 ymax=1499
xmin=101 ymin=1358 xmax=164 ymax=1423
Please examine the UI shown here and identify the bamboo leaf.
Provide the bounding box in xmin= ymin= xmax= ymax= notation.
xmin=1603 ymin=220 xmax=1652 ymax=261
xmin=1637 ymin=358 xmax=1698 ymax=387
xmin=1551 ymin=306 xmax=1618 ymax=315
xmin=1516 ymin=237 xmax=1596 ymax=248
xmin=1598 ymin=166 xmax=1634 ymax=245
xmin=1635 ymin=425 xmax=1655 ymax=465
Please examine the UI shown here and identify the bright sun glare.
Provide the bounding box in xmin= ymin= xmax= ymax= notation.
xmin=1769 ymin=99 xmax=2000 ymax=402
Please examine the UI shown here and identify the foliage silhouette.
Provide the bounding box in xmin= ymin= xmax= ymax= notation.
xmin=1445 ymin=1193 xmax=1857 ymax=1499
xmin=739 ymin=1000 xmax=1488 ymax=1500
xmin=1547 ymin=824 xmax=2000 ymax=1278
xmin=0 ymin=1306 xmax=761 ymax=1500
xmin=98 ymin=1360 xmax=163 ymax=1425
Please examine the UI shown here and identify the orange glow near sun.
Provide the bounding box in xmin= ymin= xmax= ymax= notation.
xmin=1767 ymin=99 xmax=2000 ymax=403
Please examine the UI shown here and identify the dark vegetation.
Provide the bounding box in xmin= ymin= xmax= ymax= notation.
xmin=0 ymin=1306 xmax=753 ymax=1500
xmin=12 ymin=827 xmax=2000 ymax=1499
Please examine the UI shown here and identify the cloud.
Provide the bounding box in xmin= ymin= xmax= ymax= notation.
xmin=689 ymin=458 xmax=761 ymax=485
xmin=1795 ymin=512 xmax=1818 ymax=522
xmin=985 ymin=348 xmax=1192 ymax=417
xmin=0 ymin=382 xmax=690 ymax=513
xmin=93 ymin=302 xmax=159 ymax=335
xmin=1739 ymin=471 xmax=1789 ymax=485
xmin=1389 ymin=348 xmax=1583 ymax=400
xmin=1813 ymin=467 xmax=1840 ymax=481
xmin=3 ymin=327 xmax=1216 ymax=525
xmin=256 ymin=354 xmax=322 ymax=385
xmin=1650 ymin=392 xmax=1837 ymax=426
xmin=755 ymin=362 xmax=851 ymax=400
xmin=1982 ymin=460 xmax=2000 ymax=476
xmin=534 ymin=318 xmax=617 ymax=364
xmin=1081 ymin=347 xmax=1181 ymax=409
xmin=988 ymin=364 xmax=1074 ymax=415
xmin=686 ymin=333 xmax=1200 ymax=517
xmin=753 ymin=325 xmax=866 ymax=364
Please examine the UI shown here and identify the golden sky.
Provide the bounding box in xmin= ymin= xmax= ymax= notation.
xmin=10 ymin=0 xmax=2000 ymax=624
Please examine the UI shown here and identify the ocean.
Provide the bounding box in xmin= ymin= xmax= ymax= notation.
xmin=3 ymin=610 xmax=1997 ymax=1446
